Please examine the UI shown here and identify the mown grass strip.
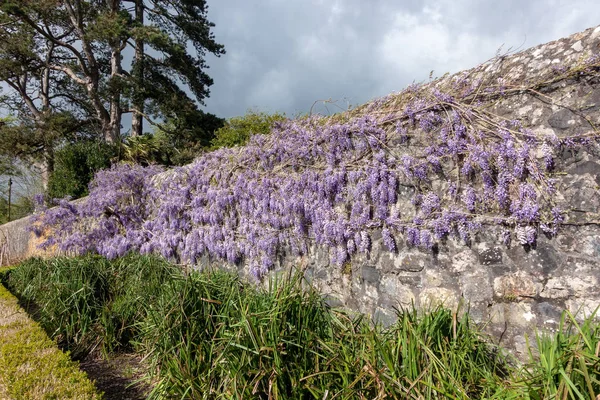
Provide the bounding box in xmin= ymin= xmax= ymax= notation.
xmin=0 ymin=282 xmax=101 ymax=399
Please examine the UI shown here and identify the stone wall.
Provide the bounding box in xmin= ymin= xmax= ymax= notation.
xmin=2 ymin=25 xmax=600 ymax=359
xmin=0 ymin=216 xmax=32 ymax=266
xmin=0 ymin=216 xmax=54 ymax=266
xmin=230 ymin=25 xmax=600 ymax=359
xmin=294 ymin=224 xmax=600 ymax=359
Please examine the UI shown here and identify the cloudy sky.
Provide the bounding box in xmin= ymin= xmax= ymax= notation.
xmin=200 ymin=0 xmax=599 ymax=119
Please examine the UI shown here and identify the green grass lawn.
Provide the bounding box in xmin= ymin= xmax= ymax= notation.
xmin=0 ymin=279 xmax=100 ymax=399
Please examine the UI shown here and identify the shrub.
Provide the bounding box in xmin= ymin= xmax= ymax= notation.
xmin=121 ymin=134 xmax=163 ymax=166
xmin=146 ymin=111 xmax=226 ymax=166
xmin=47 ymin=141 xmax=118 ymax=200
xmin=211 ymin=109 xmax=287 ymax=149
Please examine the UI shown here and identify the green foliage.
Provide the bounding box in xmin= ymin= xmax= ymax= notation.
xmin=121 ymin=134 xmax=163 ymax=166
xmin=211 ymin=110 xmax=287 ymax=149
xmin=0 ymin=284 xmax=100 ymax=399
xmin=2 ymin=254 xmax=180 ymax=358
xmin=139 ymin=272 xmax=341 ymax=399
xmin=47 ymin=141 xmax=117 ymax=200
xmin=4 ymin=256 xmax=113 ymax=358
xmin=151 ymin=111 xmax=225 ymax=166
xmin=5 ymin=254 xmax=600 ymax=399
xmin=521 ymin=310 xmax=600 ymax=400
xmin=129 ymin=0 xmax=226 ymax=126
xmin=136 ymin=110 xmax=226 ymax=167
xmin=139 ymin=274 xmax=512 ymax=399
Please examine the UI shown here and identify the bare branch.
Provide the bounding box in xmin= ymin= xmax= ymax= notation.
xmin=4 ymin=79 xmax=41 ymax=118
xmin=16 ymin=13 xmax=90 ymax=76
xmin=47 ymin=65 xmax=87 ymax=86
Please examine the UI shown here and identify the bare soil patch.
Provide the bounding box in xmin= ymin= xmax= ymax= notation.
xmin=79 ymin=353 xmax=153 ymax=400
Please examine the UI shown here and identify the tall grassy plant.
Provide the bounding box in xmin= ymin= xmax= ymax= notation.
xmin=138 ymin=271 xmax=516 ymax=399
xmin=9 ymin=255 xmax=599 ymax=399
xmin=522 ymin=310 xmax=600 ymax=400
xmin=138 ymin=271 xmax=336 ymax=399
xmin=4 ymin=256 xmax=112 ymax=357
xmin=2 ymin=254 xmax=180 ymax=357
xmin=304 ymin=307 xmax=517 ymax=399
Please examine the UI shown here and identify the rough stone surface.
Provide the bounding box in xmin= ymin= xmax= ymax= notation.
xmin=479 ymin=248 xmax=503 ymax=265
xmin=0 ymin=218 xmax=29 ymax=265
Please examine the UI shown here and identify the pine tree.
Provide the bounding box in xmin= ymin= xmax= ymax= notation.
xmin=0 ymin=0 xmax=225 ymax=187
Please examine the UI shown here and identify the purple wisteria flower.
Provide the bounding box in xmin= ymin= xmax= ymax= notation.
xmin=31 ymin=79 xmax=597 ymax=278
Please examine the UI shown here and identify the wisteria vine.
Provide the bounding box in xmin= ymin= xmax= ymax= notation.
xmin=33 ymin=54 xmax=600 ymax=278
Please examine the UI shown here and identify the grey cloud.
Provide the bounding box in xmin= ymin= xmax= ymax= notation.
xmin=202 ymin=0 xmax=599 ymax=119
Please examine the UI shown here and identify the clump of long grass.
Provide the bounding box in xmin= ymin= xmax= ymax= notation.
xmin=138 ymin=272 xmax=514 ymax=399
xmin=520 ymin=310 xmax=600 ymax=400
xmin=3 ymin=256 xmax=112 ymax=357
xmin=1 ymin=254 xmax=180 ymax=357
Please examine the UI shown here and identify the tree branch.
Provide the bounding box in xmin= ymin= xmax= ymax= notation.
xmin=61 ymin=0 xmax=108 ymax=130
xmin=47 ymin=65 xmax=87 ymax=86
xmin=4 ymin=79 xmax=41 ymax=118
xmin=62 ymin=0 xmax=98 ymax=79
xmin=16 ymin=13 xmax=90 ymax=77
xmin=41 ymin=42 xmax=55 ymax=110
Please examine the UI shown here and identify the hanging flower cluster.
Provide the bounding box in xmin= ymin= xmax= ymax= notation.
xmin=33 ymin=59 xmax=600 ymax=278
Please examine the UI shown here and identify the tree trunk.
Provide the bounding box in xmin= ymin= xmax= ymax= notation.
xmin=106 ymin=1 xmax=122 ymax=144
xmin=104 ymin=46 xmax=122 ymax=144
xmin=38 ymin=146 xmax=54 ymax=191
xmin=131 ymin=0 xmax=144 ymax=137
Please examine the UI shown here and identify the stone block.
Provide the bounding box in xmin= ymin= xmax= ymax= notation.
xmin=566 ymin=298 xmax=600 ymax=321
xmin=540 ymin=278 xmax=570 ymax=299
xmin=460 ymin=269 xmax=493 ymax=304
xmin=535 ymin=302 xmax=564 ymax=327
xmin=451 ymin=250 xmax=479 ymax=273
xmin=379 ymin=251 xmax=426 ymax=272
xmin=493 ymin=272 xmax=541 ymax=299
xmin=374 ymin=307 xmax=397 ymax=328
xmin=361 ymin=266 xmax=380 ymax=285
xmin=424 ymin=269 xmax=444 ymax=287
xmin=419 ymin=287 xmax=459 ymax=310
xmin=548 ymin=108 xmax=576 ymax=130
xmin=479 ymin=248 xmax=503 ymax=265
xmin=379 ymin=276 xmax=415 ymax=308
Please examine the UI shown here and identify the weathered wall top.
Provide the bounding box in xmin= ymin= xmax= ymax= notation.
xmin=475 ymin=25 xmax=600 ymax=83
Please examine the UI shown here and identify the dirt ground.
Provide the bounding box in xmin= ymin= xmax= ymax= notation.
xmin=79 ymin=352 xmax=154 ymax=400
